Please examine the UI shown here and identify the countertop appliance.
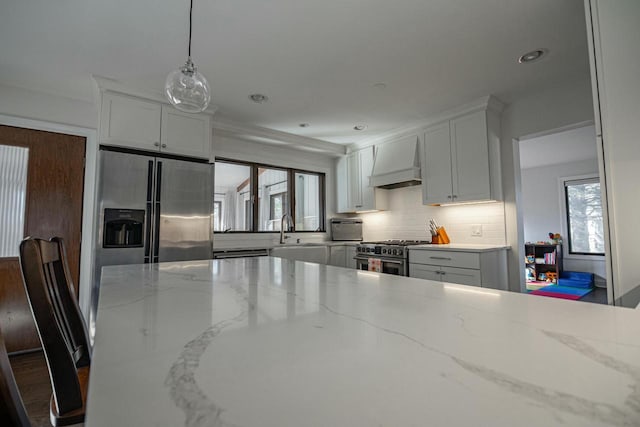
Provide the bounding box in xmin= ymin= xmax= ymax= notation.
xmin=355 ymin=240 xmax=431 ymax=276
xmin=92 ymin=147 xmax=213 ymax=332
xmin=330 ymin=218 xmax=363 ymax=241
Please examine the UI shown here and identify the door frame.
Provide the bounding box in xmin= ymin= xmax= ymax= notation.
xmin=0 ymin=114 xmax=98 ymax=321
xmin=512 ymin=119 xmax=614 ymax=305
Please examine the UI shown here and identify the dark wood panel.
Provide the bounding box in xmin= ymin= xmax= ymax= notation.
xmin=0 ymin=259 xmax=39 ymax=352
xmin=0 ymin=125 xmax=86 ymax=353
xmin=10 ymin=350 xmax=52 ymax=427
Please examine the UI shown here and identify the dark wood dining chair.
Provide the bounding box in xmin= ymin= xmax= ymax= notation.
xmin=19 ymin=237 xmax=90 ymax=426
xmin=0 ymin=325 xmax=31 ymax=427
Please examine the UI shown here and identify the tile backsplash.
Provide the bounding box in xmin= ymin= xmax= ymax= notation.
xmin=355 ymin=186 xmax=506 ymax=244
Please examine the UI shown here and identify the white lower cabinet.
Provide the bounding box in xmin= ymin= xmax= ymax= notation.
xmin=329 ymin=246 xmax=347 ymax=267
xmin=408 ymin=248 xmax=507 ymax=290
xmin=346 ymin=246 xmax=357 ymax=269
xmin=328 ymin=245 xmax=358 ymax=269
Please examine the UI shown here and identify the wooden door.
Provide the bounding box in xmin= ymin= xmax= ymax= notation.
xmin=0 ymin=125 xmax=85 ymax=353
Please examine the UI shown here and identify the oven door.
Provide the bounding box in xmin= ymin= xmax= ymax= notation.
xmin=355 ymin=256 xmax=407 ymax=276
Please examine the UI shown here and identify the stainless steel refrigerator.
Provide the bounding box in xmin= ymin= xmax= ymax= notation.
xmin=91 ymin=148 xmax=213 ymax=332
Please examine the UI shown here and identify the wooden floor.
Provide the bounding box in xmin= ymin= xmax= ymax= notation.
xmin=10 ymin=350 xmax=53 ymax=427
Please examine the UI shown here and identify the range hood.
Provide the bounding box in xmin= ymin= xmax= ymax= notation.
xmin=369 ymin=136 xmax=421 ymax=189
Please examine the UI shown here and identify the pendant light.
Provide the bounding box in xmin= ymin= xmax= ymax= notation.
xmin=165 ymin=0 xmax=211 ymax=113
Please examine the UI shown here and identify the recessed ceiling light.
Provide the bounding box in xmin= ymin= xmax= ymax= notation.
xmin=373 ymin=83 xmax=387 ymax=90
xmin=299 ymin=123 xmax=310 ymax=128
xmin=518 ymin=49 xmax=547 ymax=64
xmin=249 ymin=93 xmax=268 ymax=103
xmin=353 ymin=125 xmax=367 ymax=131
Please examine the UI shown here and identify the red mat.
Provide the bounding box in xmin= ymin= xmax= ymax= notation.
xmin=529 ymin=290 xmax=582 ymax=300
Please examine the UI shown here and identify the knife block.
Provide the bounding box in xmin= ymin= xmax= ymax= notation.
xmin=431 ymin=227 xmax=450 ymax=244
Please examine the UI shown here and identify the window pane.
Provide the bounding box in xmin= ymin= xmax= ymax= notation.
xmin=214 ymin=162 xmax=251 ymax=231
xmin=212 ymin=201 xmax=221 ymax=232
xmin=258 ymin=168 xmax=288 ymax=231
xmin=295 ymin=172 xmax=321 ymax=231
xmin=0 ymin=145 xmax=29 ymax=257
xmin=566 ymin=181 xmax=604 ymax=254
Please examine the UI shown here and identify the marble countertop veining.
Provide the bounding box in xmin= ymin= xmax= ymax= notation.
xmin=87 ymin=258 xmax=640 ymax=427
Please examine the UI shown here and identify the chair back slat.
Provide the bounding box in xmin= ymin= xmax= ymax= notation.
xmin=0 ymin=326 xmax=31 ymax=427
xmin=19 ymin=238 xmax=84 ymax=415
xmin=49 ymin=237 xmax=91 ymax=367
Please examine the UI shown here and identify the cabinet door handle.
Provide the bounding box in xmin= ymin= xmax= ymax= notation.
xmin=447 ymin=195 xmax=452 ymax=199
xmin=355 ymin=205 xmax=362 ymax=208
xmin=161 ymin=143 xmax=167 ymax=148
xmin=452 ymin=195 xmax=457 ymax=199
xmin=153 ymin=142 xmax=160 ymax=147
xmin=429 ymin=256 xmax=452 ymax=260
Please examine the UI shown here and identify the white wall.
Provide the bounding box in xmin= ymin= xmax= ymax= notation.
xmin=500 ymin=76 xmax=595 ymax=291
xmin=521 ymin=159 xmax=598 ymax=243
xmin=212 ymin=132 xmax=338 ymax=249
xmin=586 ymin=0 xmax=640 ymax=307
xmin=0 ymin=84 xmax=97 ymax=129
xmin=520 ymin=159 xmax=606 ymax=285
xmin=354 ymin=185 xmax=506 ymax=245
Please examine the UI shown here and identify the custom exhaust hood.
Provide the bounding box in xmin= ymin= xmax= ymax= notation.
xmin=369 ymin=136 xmax=421 ymax=189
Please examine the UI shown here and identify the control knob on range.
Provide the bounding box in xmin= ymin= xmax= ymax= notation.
xmin=382 ymin=248 xmax=387 ymax=254
xmin=391 ymin=249 xmax=397 ymax=255
xmin=397 ymin=248 xmax=403 ymax=256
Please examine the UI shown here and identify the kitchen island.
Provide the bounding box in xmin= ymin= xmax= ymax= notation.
xmin=87 ymin=257 xmax=640 ymax=427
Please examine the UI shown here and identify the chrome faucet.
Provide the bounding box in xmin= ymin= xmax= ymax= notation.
xmin=280 ymin=213 xmax=293 ymax=244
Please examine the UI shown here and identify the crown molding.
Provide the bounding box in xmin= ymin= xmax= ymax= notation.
xmin=212 ymin=117 xmax=346 ymax=157
xmin=349 ymin=95 xmax=505 ymax=151
xmin=91 ymin=75 xmax=219 ymax=116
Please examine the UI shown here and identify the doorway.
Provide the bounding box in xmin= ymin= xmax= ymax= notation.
xmin=0 ymin=125 xmax=86 ymax=352
xmin=516 ymin=124 xmax=608 ymax=304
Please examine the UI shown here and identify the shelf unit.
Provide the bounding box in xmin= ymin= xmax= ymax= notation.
xmin=525 ymin=244 xmax=563 ymax=283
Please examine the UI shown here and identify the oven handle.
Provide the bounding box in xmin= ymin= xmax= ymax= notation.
xmin=354 ymin=256 xmax=404 ymax=265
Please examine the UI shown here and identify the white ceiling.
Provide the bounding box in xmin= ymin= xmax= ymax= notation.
xmin=519 ymin=125 xmax=597 ymax=169
xmin=0 ymin=0 xmax=590 ymax=145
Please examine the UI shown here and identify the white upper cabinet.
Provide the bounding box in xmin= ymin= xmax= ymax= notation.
xmin=99 ymin=91 xmax=212 ymax=160
xmin=336 ymin=146 xmax=387 ymax=213
xmin=160 ymin=107 xmax=211 ymax=159
xmin=421 ymin=106 xmax=502 ymax=205
xmin=347 ymin=150 xmax=362 ymax=209
xmin=451 ymin=110 xmax=491 ymax=202
xmin=359 ymin=145 xmax=375 ymax=210
xmin=422 ymin=121 xmax=454 ymax=204
xmin=100 ymin=92 xmax=161 ymax=151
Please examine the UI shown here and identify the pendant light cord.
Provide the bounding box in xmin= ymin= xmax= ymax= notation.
xmin=188 ymin=0 xmax=193 ymax=58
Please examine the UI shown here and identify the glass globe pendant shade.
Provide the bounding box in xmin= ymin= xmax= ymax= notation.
xmin=165 ymin=57 xmax=211 ymax=113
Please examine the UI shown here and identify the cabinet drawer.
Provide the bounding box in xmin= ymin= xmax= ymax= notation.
xmin=439 ymin=266 xmax=481 ymax=287
xmin=409 ymin=264 xmax=443 ymax=281
xmin=409 ymin=250 xmax=480 ymax=269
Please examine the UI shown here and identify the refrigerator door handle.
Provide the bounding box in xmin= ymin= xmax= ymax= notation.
xmin=144 ymin=160 xmax=154 ymax=263
xmin=153 ymin=161 xmax=162 ymax=263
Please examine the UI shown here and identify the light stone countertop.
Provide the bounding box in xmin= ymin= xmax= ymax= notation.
xmin=87 ymin=257 xmax=640 ymax=427
xmin=410 ymin=243 xmax=510 ymax=252
xmin=213 ymin=241 xmax=360 ymax=253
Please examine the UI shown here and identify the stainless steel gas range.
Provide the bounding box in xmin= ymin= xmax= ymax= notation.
xmin=355 ymin=240 xmax=431 ymax=276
